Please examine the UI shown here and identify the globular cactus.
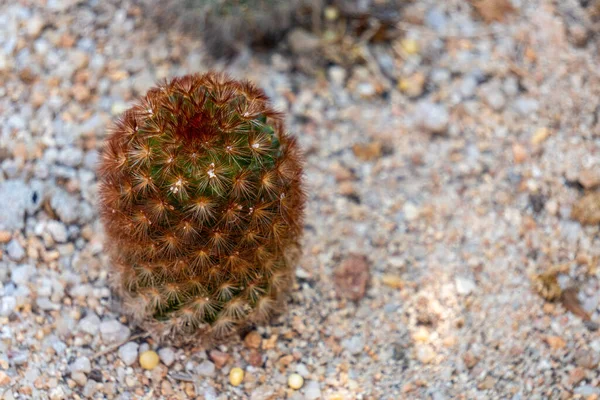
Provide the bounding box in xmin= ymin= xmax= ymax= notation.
xmin=98 ymin=72 xmax=305 ymax=343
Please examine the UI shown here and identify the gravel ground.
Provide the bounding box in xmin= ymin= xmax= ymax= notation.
xmin=2 ymin=0 xmax=600 ymax=399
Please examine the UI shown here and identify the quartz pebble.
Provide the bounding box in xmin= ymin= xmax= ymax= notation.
xmin=118 ymin=342 xmax=139 ymax=366
xmin=139 ymin=350 xmax=160 ymax=370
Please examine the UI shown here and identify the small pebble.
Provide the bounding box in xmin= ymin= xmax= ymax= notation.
xmin=118 ymin=342 xmax=139 ymax=366
xmin=139 ymin=350 xmax=160 ymax=370
xmin=288 ymin=373 xmax=304 ymax=390
xmin=229 ymin=367 xmax=244 ymax=386
xmin=158 ymin=347 xmax=175 ymax=367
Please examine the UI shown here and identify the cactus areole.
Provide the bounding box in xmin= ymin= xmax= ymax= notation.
xmin=98 ymin=73 xmax=305 ymax=342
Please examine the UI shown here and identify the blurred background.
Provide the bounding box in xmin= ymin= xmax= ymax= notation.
xmin=2 ymin=0 xmax=600 ymax=398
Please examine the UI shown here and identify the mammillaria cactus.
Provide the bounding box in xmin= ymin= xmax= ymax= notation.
xmin=98 ymin=72 xmax=305 ymax=343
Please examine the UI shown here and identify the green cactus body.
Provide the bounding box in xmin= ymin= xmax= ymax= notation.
xmin=99 ymin=73 xmax=304 ymax=342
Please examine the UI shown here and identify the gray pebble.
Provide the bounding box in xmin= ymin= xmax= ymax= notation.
xmin=341 ymin=335 xmax=364 ymax=355
xmin=0 ymin=180 xmax=36 ymax=231
xmin=416 ymin=102 xmax=449 ymax=134
xmin=455 ymin=276 xmax=476 ymax=295
xmin=70 ymin=356 xmax=91 ymax=374
xmin=158 ymin=347 xmax=175 ymax=367
xmin=78 ymin=313 xmax=101 ymax=335
xmin=6 ymin=239 xmax=25 ymax=261
xmin=118 ymin=342 xmax=139 ymax=366
xmin=425 ymin=8 xmax=447 ymax=32
xmin=0 ymin=296 xmax=16 ymax=316
xmin=196 ymin=360 xmax=216 ymax=377
xmin=36 ymin=297 xmax=60 ymax=311
xmin=303 ymin=380 xmax=322 ymax=400
xmin=483 ymin=88 xmax=506 ymax=111
xmin=574 ymin=385 xmax=600 ymax=396
xmin=100 ymin=319 xmax=131 ymax=344
xmin=46 ymin=220 xmax=68 ymax=243
xmin=57 ymin=146 xmax=84 ymax=167
xmin=513 ymin=97 xmax=539 ymax=116
xmin=50 ymin=189 xmax=80 ymax=224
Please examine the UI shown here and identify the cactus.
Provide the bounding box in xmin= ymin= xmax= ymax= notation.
xmin=98 ymin=73 xmax=305 ymax=342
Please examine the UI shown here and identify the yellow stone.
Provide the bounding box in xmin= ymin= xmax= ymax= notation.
xmin=400 ymin=38 xmax=419 ymax=55
xmin=229 ymin=367 xmax=244 ymax=386
xmin=139 ymin=350 xmax=160 ymax=370
xmin=287 ymin=373 xmax=304 ymax=390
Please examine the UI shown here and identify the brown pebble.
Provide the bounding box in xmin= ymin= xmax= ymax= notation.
xmin=545 ymin=336 xmax=566 ymax=350
xmin=244 ymin=331 xmax=262 ymax=349
xmin=0 ymin=371 xmax=11 ymax=386
xmin=568 ymin=367 xmax=587 ymax=385
xmin=572 ymin=193 xmax=600 ymax=225
xmin=512 ymin=143 xmax=527 ymax=164
xmin=463 ymin=352 xmax=479 ymax=369
xmin=352 ymin=142 xmax=382 ymax=161
xmin=579 ymin=169 xmax=600 ymax=189
xmin=0 ymin=231 xmax=12 ymax=244
xmin=248 ymin=350 xmax=263 ymax=367
xmin=333 ymin=254 xmax=371 ymax=302
xmin=208 ymin=350 xmax=230 ymax=369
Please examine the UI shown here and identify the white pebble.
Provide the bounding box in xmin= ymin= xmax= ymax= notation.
xmin=78 ymin=313 xmax=100 ymax=335
xmin=158 ymin=347 xmax=175 ymax=367
xmin=100 ymin=320 xmax=130 ymax=344
xmin=118 ymin=342 xmax=139 ymax=366
xmin=69 ymin=356 xmax=91 ymax=374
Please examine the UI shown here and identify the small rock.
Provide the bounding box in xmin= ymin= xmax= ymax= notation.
xmin=512 ymin=143 xmax=527 ymax=164
xmin=82 ymin=380 xmax=98 ymax=397
xmin=37 ymin=297 xmax=60 ymax=311
xmin=0 ymin=296 xmax=16 ymax=316
xmin=100 ymin=320 xmax=130 ymax=344
xmin=578 ymin=169 xmax=600 ymax=190
xmin=46 ymin=220 xmax=68 ymax=243
xmin=574 ymin=349 xmax=599 ymax=369
xmin=483 ymin=88 xmax=506 ymax=111
xmin=287 ymin=29 xmax=320 ymax=54
xmin=79 ymin=313 xmax=100 ymax=335
xmin=398 ymin=72 xmax=426 ymax=98
xmin=139 ymin=350 xmax=160 ymax=370
xmin=69 ymin=357 xmax=91 ymax=374
xmin=333 ymin=254 xmax=370 ymax=302
xmin=455 ymin=277 xmax=476 ymax=295
xmin=229 ymin=367 xmax=244 ymax=387
xmin=50 ymin=189 xmax=80 ymax=224
xmin=6 ymin=239 xmax=25 ymax=261
xmin=118 ymin=342 xmax=139 ymax=366
xmin=0 ymin=180 xmax=36 ymax=231
xmin=71 ymin=371 xmax=87 ymax=386
xmin=572 ymin=193 xmax=600 ymax=225
xmin=545 ymin=336 xmax=566 ymax=350
xmin=49 ymin=386 xmax=65 ymax=400
xmin=27 ymin=15 xmax=45 ymax=38
xmin=531 ymin=127 xmax=551 ymax=145
xmin=328 ymin=66 xmax=347 ymax=86
xmin=569 ymin=367 xmax=587 ymax=385
xmin=415 ymin=102 xmax=449 ymax=134
xmin=478 ymin=375 xmax=496 ymax=390
xmin=513 ymin=97 xmax=539 ymax=116
xmin=304 ymin=380 xmax=322 ymax=400
xmin=574 ymin=385 xmax=600 ymax=396
xmin=158 ymin=347 xmax=175 ymax=367
xmin=463 ymin=352 xmax=479 ymax=369
xmin=244 ymin=331 xmax=262 ymax=349
xmin=415 ymin=345 xmax=436 ymax=364
xmin=209 ymin=349 xmax=230 ymax=369
xmin=58 ymin=147 xmax=84 ymax=168
xmin=403 ymin=202 xmax=419 ymax=221
xmin=11 ymin=264 xmax=33 ymax=285
xmin=196 ymin=360 xmax=216 ymax=377
xmin=341 ymin=335 xmax=364 ymax=355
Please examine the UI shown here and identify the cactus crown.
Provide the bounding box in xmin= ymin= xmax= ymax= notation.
xmin=98 ymin=73 xmax=304 ymax=341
